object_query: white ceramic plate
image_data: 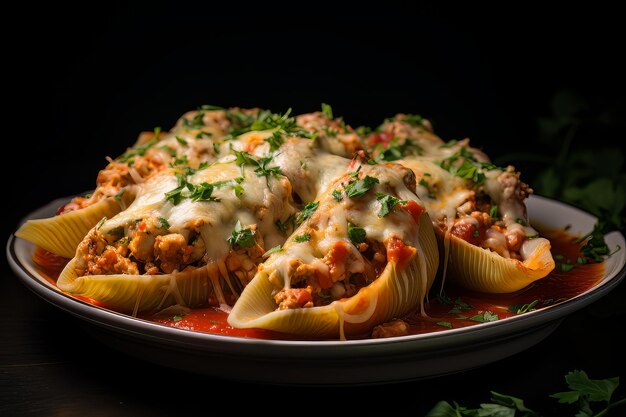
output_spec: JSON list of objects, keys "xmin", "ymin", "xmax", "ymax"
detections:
[{"xmin": 7, "ymin": 195, "xmax": 626, "ymax": 384}]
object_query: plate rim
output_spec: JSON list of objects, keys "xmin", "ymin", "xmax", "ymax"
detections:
[{"xmin": 7, "ymin": 195, "xmax": 626, "ymax": 355}]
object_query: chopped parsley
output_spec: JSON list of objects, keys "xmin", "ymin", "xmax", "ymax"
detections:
[
  {"xmin": 265, "ymin": 131, "xmax": 284, "ymax": 151},
  {"xmin": 169, "ymin": 155, "xmax": 189, "ymax": 168},
  {"xmin": 355, "ymin": 126, "xmax": 372, "ymax": 136},
  {"xmin": 165, "ymin": 174, "xmax": 239, "ymax": 205},
  {"xmin": 294, "ymin": 233, "xmax": 311, "ymax": 243},
  {"xmin": 489, "ymin": 205, "xmax": 499, "ymax": 219},
  {"xmin": 332, "ymin": 189, "xmax": 343, "ymax": 202},
  {"xmin": 402, "ymin": 114, "xmax": 423, "ymax": 126},
  {"xmin": 175, "ymin": 136, "xmax": 188, "ymax": 146},
  {"xmin": 275, "ymin": 215, "xmax": 295, "ymax": 234},
  {"xmin": 181, "ymin": 112, "xmax": 205, "ymax": 128},
  {"xmin": 156, "ymin": 217, "xmax": 170, "ymax": 229},
  {"xmin": 348, "ymin": 223, "xmax": 366, "ymax": 245},
  {"xmin": 96, "ymin": 217, "xmax": 107, "ymax": 230},
  {"xmin": 439, "ymin": 139, "xmax": 458, "ymax": 148},
  {"xmin": 508, "ymin": 300, "xmax": 539, "ymax": 314},
  {"xmin": 376, "ymin": 139, "xmax": 422, "ymax": 162},
  {"xmin": 263, "ymin": 245, "xmax": 283, "ymax": 257},
  {"xmin": 470, "ymin": 311, "xmax": 499, "ymax": 323},
  {"xmin": 233, "ymin": 151, "xmax": 283, "ymax": 184},
  {"xmin": 117, "ymin": 127, "xmax": 160, "ymax": 162},
  {"xmin": 437, "ymin": 321, "xmax": 453, "ymax": 329},
  {"xmin": 114, "ymin": 189, "xmax": 125, "ymax": 201},
  {"xmin": 196, "ymin": 131, "xmax": 213, "ymax": 139},
  {"xmin": 321, "ymin": 102, "xmax": 334, "ymax": 119},
  {"xmin": 295, "ymin": 202, "xmax": 319, "ymax": 225},
  {"xmin": 578, "ymin": 222, "xmax": 617, "ymax": 262},
  {"xmin": 199, "ymin": 104, "xmax": 224, "ymax": 111},
  {"xmin": 345, "ymin": 175, "xmax": 379, "ymax": 198},
  {"xmin": 376, "ymin": 192, "xmax": 407, "ymax": 217},
  {"xmin": 227, "ymin": 221, "xmax": 256, "ymax": 248},
  {"xmin": 159, "ymin": 145, "xmax": 176, "ymax": 156},
  {"xmin": 189, "ymin": 182, "xmax": 219, "ymax": 202},
  {"xmin": 418, "ymin": 178, "xmax": 436, "ymax": 199},
  {"xmin": 439, "ymin": 146, "xmax": 503, "ymax": 186}
]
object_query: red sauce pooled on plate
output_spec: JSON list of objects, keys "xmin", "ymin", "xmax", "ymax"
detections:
[{"xmin": 33, "ymin": 228, "xmax": 605, "ymax": 340}]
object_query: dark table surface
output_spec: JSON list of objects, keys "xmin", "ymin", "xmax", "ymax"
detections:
[{"xmin": 2, "ymin": 242, "xmax": 625, "ymax": 416}]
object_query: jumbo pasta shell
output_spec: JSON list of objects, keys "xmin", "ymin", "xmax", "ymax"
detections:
[
  {"xmin": 228, "ymin": 212, "xmax": 439, "ymax": 338},
  {"xmin": 57, "ymin": 258, "xmax": 213, "ymax": 314},
  {"xmin": 16, "ymin": 196, "xmax": 133, "ymax": 259},
  {"xmin": 445, "ymin": 234, "xmax": 555, "ymax": 293}
]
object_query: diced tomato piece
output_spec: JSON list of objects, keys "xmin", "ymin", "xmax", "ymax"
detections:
[
  {"xmin": 294, "ymin": 289, "xmax": 312, "ymax": 306},
  {"xmin": 401, "ymin": 200, "xmax": 425, "ymax": 223},
  {"xmin": 450, "ymin": 222, "xmax": 480, "ymax": 245},
  {"xmin": 320, "ymin": 241, "xmax": 350, "ymax": 289},
  {"xmin": 368, "ymin": 132, "xmax": 394, "ymax": 146},
  {"xmin": 386, "ymin": 238, "xmax": 416, "ymax": 271}
]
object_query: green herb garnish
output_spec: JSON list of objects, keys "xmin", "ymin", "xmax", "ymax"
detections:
[
  {"xmin": 295, "ymin": 202, "xmax": 319, "ymax": 225},
  {"xmin": 376, "ymin": 192, "xmax": 407, "ymax": 217},
  {"xmin": 227, "ymin": 220, "xmax": 255, "ymax": 248},
  {"xmin": 345, "ymin": 175, "xmax": 379, "ymax": 198},
  {"xmin": 348, "ymin": 223, "xmax": 366, "ymax": 244},
  {"xmin": 294, "ymin": 233, "xmax": 311, "ymax": 243},
  {"xmin": 469, "ymin": 311, "xmax": 499, "ymax": 323},
  {"xmin": 263, "ymin": 245, "xmax": 283, "ymax": 256},
  {"xmin": 156, "ymin": 217, "xmax": 170, "ymax": 229}
]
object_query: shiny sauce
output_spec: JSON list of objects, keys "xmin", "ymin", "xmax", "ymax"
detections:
[{"xmin": 33, "ymin": 228, "xmax": 605, "ymax": 340}]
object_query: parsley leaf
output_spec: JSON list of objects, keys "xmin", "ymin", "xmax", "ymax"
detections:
[
  {"xmin": 348, "ymin": 223, "xmax": 366, "ymax": 244},
  {"xmin": 376, "ymin": 139, "xmax": 422, "ymax": 162},
  {"xmin": 439, "ymin": 139, "xmax": 458, "ymax": 149},
  {"xmin": 117, "ymin": 127, "xmax": 160, "ymax": 162},
  {"xmin": 321, "ymin": 103, "xmax": 333, "ymax": 119},
  {"xmin": 508, "ymin": 300, "xmax": 539, "ymax": 314},
  {"xmin": 114, "ymin": 189, "xmax": 125, "ymax": 201},
  {"xmin": 175, "ymin": 136, "xmax": 188, "ymax": 146},
  {"xmin": 156, "ymin": 217, "xmax": 170, "ymax": 229},
  {"xmin": 295, "ymin": 202, "xmax": 319, "ymax": 225},
  {"xmin": 345, "ymin": 175, "xmax": 379, "ymax": 198},
  {"xmin": 437, "ymin": 321, "xmax": 453, "ymax": 329},
  {"xmin": 227, "ymin": 221, "xmax": 256, "ymax": 248},
  {"xmin": 376, "ymin": 192, "xmax": 407, "ymax": 217},
  {"xmin": 332, "ymin": 189, "xmax": 343, "ymax": 202},
  {"xmin": 294, "ymin": 233, "xmax": 311, "ymax": 243},
  {"xmin": 418, "ymin": 178, "xmax": 436, "ymax": 199},
  {"xmin": 181, "ymin": 112, "xmax": 205, "ymax": 128},
  {"xmin": 199, "ymin": 104, "xmax": 224, "ymax": 111},
  {"xmin": 402, "ymin": 114, "xmax": 423, "ymax": 126},
  {"xmin": 578, "ymin": 222, "xmax": 614, "ymax": 262},
  {"xmin": 275, "ymin": 215, "xmax": 295, "ymax": 234},
  {"xmin": 263, "ymin": 245, "xmax": 283, "ymax": 257},
  {"xmin": 470, "ymin": 311, "xmax": 499, "ymax": 323},
  {"xmin": 551, "ymin": 370, "xmax": 620, "ymax": 404},
  {"xmin": 189, "ymin": 182, "xmax": 219, "ymax": 202},
  {"xmin": 265, "ymin": 131, "xmax": 284, "ymax": 151},
  {"xmin": 489, "ymin": 205, "xmax": 499, "ymax": 219},
  {"xmin": 96, "ymin": 217, "xmax": 107, "ymax": 230},
  {"xmin": 233, "ymin": 151, "xmax": 283, "ymax": 184}
]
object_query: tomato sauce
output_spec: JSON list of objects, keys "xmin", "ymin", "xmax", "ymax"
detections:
[{"xmin": 33, "ymin": 228, "xmax": 605, "ymax": 340}]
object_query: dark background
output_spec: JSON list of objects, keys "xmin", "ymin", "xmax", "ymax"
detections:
[{"xmin": 3, "ymin": 3, "xmax": 625, "ymax": 415}]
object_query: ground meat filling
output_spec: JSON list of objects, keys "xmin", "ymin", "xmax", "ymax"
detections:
[
  {"xmin": 446, "ymin": 166, "xmax": 534, "ymax": 259},
  {"xmin": 76, "ymin": 215, "xmax": 265, "ymax": 280},
  {"xmin": 272, "ymin": 237, "xmax": 388, "ymax": 310}
]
